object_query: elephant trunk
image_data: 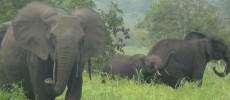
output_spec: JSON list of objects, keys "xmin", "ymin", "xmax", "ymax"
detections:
[
  {"xmin": 45, "ymin": 36, "xmax": 77, "ymax": 96},
  {"xmin": 155, "ymin": 52, "xmax": 174, "ymax": 76},
  {"xmin": 160, "ymin": 51, "xmax": 175, "ymax": 69},
  {"xmin": 213, "ymin": 57, "xmax": 230, "ymax": 77}
]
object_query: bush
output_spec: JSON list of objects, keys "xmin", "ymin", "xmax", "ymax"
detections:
[{"xmin": 0, "ymin": 83, "xmax": 28, "ymax": 100}]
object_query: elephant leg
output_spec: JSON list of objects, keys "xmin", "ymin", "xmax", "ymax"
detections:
[
  {"xmin": 28, "ymin": 55, "xmax": 55, "ymax": 100},
  {"xmin": 0, "ymin": 67, "xmax": 6, "ymax": 88},
  {"xmin": 22, "ymin": 69, "xmax": 35, "ymax": 100},
  {"xmin": 162, "ymin": 70, "xmax": 185, "ymax": 88},
  {"xmin": 65, "ymin": 62, "xmax": 84, "ymax": 100},
  {"xmin": 191, "ymin": 59, "xmax": 207, "ymax": 86},
  {"xmin": 0, "ymin": 39, "xmax": 34, "ymax": 99},
  {"xmin": 161, "ymin": 61, "xmax": 186, "ymax": 88},
  {"xmin": 2, "ymin": 58, "xmax": 35, "ymax": 100},
  {"xmin": 2, "ymin": 56, "xmax": 28, "ymax": 90},
  {"xmin": 143, "ymin": 73, "xmax": 152, "ymax": 83}
]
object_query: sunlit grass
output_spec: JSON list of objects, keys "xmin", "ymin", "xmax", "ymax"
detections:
[{"xmin": 56, "ymin": 64, "xmax": 230, "ymax": 100}]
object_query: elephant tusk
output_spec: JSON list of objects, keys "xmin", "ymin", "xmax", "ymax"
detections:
[
  {"xmin": 156, "ymin": 69, "xmax": 161, "ymax": 76},
  {"xmin": 76, "ymin": 62, "xmax": 79, "ymax": 78},
  {"xmin": 53, "ymin": 61, "xmax": 56, "ymax": 84},
  {"xmin": 164, "ymin": 69, "xmax": 169, "ymax": 75}
]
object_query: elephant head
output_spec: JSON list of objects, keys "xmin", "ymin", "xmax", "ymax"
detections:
[
  {"xmin": 184, "ymin": 32, "xmax": 230, "ymax": 77},
  {"xmin": 141, "ymin": 52, "xmax": 174, "ymax": 75},
  {"xmin": 12, "ymin": 2, "xmax": 106, "ymax": 96}
]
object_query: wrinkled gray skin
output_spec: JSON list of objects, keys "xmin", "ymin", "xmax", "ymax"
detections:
[
  {"xmin": 0, "ymin": 21, "xmax": 12, "ymax": 86},
  {"xmin": 101, "ymin": 53, "xmax": 173, "ymax": 83},
  {"xmin": 148, "ymin": 32, "xmax": 230, "ymax": 88},
  {"xmin": 184, "ymin": 32, "xmax": 230, "ymax": 77},
  {"xmin": 0, "ymin": 2, "xmax": 106, "ymax": 100},
  {"xmin": 0, "ymin": 21, "xmax": 12, "ymax": 48}
]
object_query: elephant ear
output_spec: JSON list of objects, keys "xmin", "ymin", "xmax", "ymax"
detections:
[
  {"xmin": 184, "ymin": 32, "xmax": 206, "ymax": 40},
  {"xmin": 0, "ymin": 21, "xmax": 12, "ymax": 46},
  {"xmin": 72, "ymin": 8, "xmax": 107, "ymax": 62},
  {"xmin": 12, "ymin": 2, "xmax": 58, "ymax": 60}
]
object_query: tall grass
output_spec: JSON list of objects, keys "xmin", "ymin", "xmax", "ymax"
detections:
[
  {"xmin": 1, "ymin": 46, "xmax": 230, "ymax": 100},
  {"xmin": 61, "ymin": 46, "xmax": 230, "ymax": 100}
]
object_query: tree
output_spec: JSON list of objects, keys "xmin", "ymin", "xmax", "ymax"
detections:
[
  {"xmin": 136, "ymin": 0, "xmax": 221, "ymax": 47},
  {"xmin": 91, "ymin": 2, "xmax": 130, "ymax": 71},
  {"xmin": 213, "ymin": 0, "xmax": 230, "ymax": 44}
]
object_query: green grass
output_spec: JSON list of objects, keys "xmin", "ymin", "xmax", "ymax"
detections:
[
  {"xmin": 0, "ymin": 83, "xmax": 28, "ymax": 100},
  {"xmin": 56, "ymin": 65, "xmax": 230, "ymax": 100},
  {"xmin": 1, "ymin": 46, "xmax": 230, "ymax": 100}
]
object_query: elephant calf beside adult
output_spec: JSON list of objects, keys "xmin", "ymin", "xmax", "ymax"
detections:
[
  {"xmin": 148, "ymin": 32, "xmax": 230, "ymax": 88},
  {"xmin": 101, "ymin": 53, "xmax": 173, "ymax": 83},
  {"xmin": 0, "ymin": 1, "xmax": 107, "ymax": 100}
]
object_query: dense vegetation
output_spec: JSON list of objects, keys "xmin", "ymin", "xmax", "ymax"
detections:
[{"xmin": 135, "ymin": 0, "xmax": 230, "ymax": 47}]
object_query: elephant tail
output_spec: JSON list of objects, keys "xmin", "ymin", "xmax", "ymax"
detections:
[{"xmin": 88, "ymin": 60, "xmax": 92, "ymax": 80}]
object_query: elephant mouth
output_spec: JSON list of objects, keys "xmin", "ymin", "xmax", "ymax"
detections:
[{"xmin": 212, "ymin": 57, "xmax": 230, "ymax": 77}]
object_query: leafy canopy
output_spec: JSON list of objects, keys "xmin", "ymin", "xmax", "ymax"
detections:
[{"xmin": 135, "ymin": 0, "xmax": 221, "ymax": 47}]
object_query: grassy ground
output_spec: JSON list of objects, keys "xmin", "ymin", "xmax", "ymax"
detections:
[
  {"xmin": 58, "ymin": 46, "xmax": 230, "ymax": 100},
  {"xmin": 1, "ymin": 46, "xmax": 230, "ymax": 100}
]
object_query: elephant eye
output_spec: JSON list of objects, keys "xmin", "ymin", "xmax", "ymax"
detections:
[{"xmin": 49, "ymin": 33, "xmax": 57, "ymax": 48}]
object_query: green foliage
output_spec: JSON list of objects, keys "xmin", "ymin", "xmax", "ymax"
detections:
[
  {"xmin": 213, "ymin": 0, "xmax": 230, "ymax": 44},
  {"xmin": 0, "ymin": 0, "xmax": 30, "ymax": 23},
  {"xmin": 0, "ymin": 83, "xmax": 28, "ymax": 100},
  {"xmin": 91, "ymin": 2, "xmax": 130, "ymax": 71},
  {"xmin": 136, "ymin": 0, "xmax": 221, "ymax": 47},
  {"xmin": 45, "ymin": 0, "xmax": 96, "ymax": 11}
]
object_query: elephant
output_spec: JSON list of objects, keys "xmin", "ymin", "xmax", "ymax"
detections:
[
  {"xmin": 0, "ymin": 1, "xmax": 107, "ymax": 100},
  {"xmin": 101, "ymin": 53, "xmax": 173, "ymax": 83},
  {"xmin": 148, "ymin": 32, "xmax": 230, "ymax": 88},
  {"xmin": 184, "ymin": 32, "xmax": 230, "ymax": 77}
]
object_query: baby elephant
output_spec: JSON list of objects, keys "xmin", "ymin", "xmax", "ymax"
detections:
[{"xmin": 101, "ymin": 52, "xmax": 173, "ymax": 83}]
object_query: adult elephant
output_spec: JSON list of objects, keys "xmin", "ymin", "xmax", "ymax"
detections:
[
  {"xmin": 101, "ymin": 53, "xmax": 173, "ymax": 83},
  {"xmin": 184, "ymin": 32, "xmax": 230, "ymax": 77},
  {"xmin": 148, "ymin": 32, "xmax": 230, "ymax": 88},
  {"xmin": 0, "ymin": 1, "xmax": 106, "ymax": 100}
]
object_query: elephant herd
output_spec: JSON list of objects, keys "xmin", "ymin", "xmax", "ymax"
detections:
[
  {"xmin": 0, "ymin": 1, "xmax": 230, "ymax": 100},
  {"xmin": 102, "ymin": 31, "xmax": 230, "ymax": 88}
]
